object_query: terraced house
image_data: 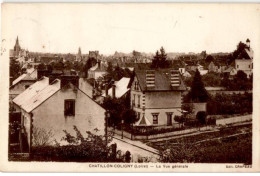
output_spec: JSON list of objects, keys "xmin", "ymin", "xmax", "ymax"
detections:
[{"xmin": 129, "ymin": 67, "xmax": 186, "ymax": 127}]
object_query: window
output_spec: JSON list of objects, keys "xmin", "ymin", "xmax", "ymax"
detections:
[
  {"xmin": 237, "ymin": 64, "xmax": 239, "ymax": 69},
  {"xmin": 166, "ymin": 112, "xmax": 173, "ymax": 126},
  {"xmin": 134, "ymin": 81, "xmax": 139, "ymax": 91},
  {"xmin": 64, "ymin": 99, "xmax": 75, "ymax": 116},
  {"xmin": 132, "ymin": 94, "xmax": 135, "ymax": 107},
  {"xmin": 138, "ymin": 95, "xmax": 141, "ymax": 108},
  {"xmin": 249, "ymin": 64, "xmax": 250, "ymax": 68},
  {"xmin": 152, "ymin": 113, "xmax": 159, "ymax": 124}
]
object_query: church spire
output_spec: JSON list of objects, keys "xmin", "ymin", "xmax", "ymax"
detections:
[
  {"xmin": 16, "ymin": 36, "xmax": 19, "ymax": 46},
  {"xmin": 14, "ymin": 36, "xmax": 21, "ymax": 55},
  {"xmin": 78, "ymin": 47, "xmax": 81, "ymax": 55}
]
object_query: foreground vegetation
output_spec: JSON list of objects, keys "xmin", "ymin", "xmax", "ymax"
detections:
[{"xmin": 148, "ymin": 124, "xmax": 252, "ymax": 164}]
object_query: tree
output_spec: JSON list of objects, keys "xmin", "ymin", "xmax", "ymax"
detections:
[
  {"xmin": 187, "ymin": 69, "xmax": 209, "ymax": 102},
  {"xmin": 32, "ymin": 127, "xmax": 54, "ymax": 146},
  {"xmin": 31, "ymin": 126, "xmax": 131, "ymax": 162},
  {"xmin": 102, "ymin": 94, "xmax": 138, "ymax": 127},
  {"xmin": 10, "ymin": 59, "xmax": 21, "ymax": 79},
  {"xmin": 64, "ymin": 60, "xmax": 73, "ymax": 70},
  {"xmin": 83, "ymin": 58, "xmax": 96, "ymax": 78},
  {"xmin": 53, "ymin": 61, "xmax": 64, "ymax": 70},
  {"xmin": 205, "ymin": 55, "xmax": 214, "ymax": 63},
  {"xmin": 37, "ymin": 63, "xmax": 46, "ymax": 70},
  {"xmin": 196, "ymin": 111, "xmax": 207, "ymax": 125},
  {"xmin": 151, "ymin": 47, "xmax": 169, "ymax": 68}
]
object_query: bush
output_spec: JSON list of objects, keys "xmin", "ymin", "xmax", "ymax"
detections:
[
  {"xmin": 197, "ymin": 111, "xmax": 207, "ymax": 125},
  {"xmin": 30, "ymin": 126, "xmax": 131, "ymax": 162},
  {"xmin": 207, "ymin": 93, "xmax": 252, "ymax": 115}
]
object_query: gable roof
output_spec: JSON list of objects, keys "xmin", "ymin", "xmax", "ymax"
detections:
[
  {"xmin": 21, "ymin": 79, "xmax": 61, "ymax": 113},
  {"xmin": 102, "ymin": 77, "xmax": 130, "ymax": 98},
  {"xmin": 237, "ymin": 47, "xmax": 254, "ymax": 60},
  {"xmin": 134, "ymin": 68, "xmax": 186, "ymax": 92},
  {"xmin": 12, "ymin": 73, "xmax": 35, "ymax": 86},
  {"xmin": 223, "ymin": 66, "xmax": 235, "ymax": 73},
  {"xmin": 13, "ymin": 77, "xmax": 50, "ymax": 108},
  {"xmin": 13, "ymin": 76, "xmax": 104, "ymax": 113}
]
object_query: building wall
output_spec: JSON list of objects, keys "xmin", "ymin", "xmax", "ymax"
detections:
[
  {"xmin": 144, "ymin": 108, "xmax": 182, "ymax": 126},
  {"xmin": 192, "ymin": 102, "xmax": 207, "ymax": 116},
  {"xmin": 235, "ymin": 59, "xmax": 252, "ymax": 73},
  {"xmin": 208, "ymin": 62, "xmax": 216, "ymax": 72},
  {"xmin": 130, "ymin": 76, "xmax": 183, "ymax": 126},
  {"xmin": 9, "ymin": 81, "xmax": 35, "ymax": 100},
  {"xmin": 94, "ymin": 71, "xmax": 107, "ymax": 80},
  {"xmin": 130, "ymin": 77, "xmax": 144, "ymax": 120},
  {"xmin": 88, "ymin": 70, "xmax": 107, "ymax": 80},
  {"xmin": 145, "ymin": 91, "xmax": 182, "ymax": 109},
  {"xmin": 23, "ymin": 87, "xmax": 105, "ymax": 146},
  {"xmin": 79, "ymin": 78, "xmax": 93, "ymax": 98}
]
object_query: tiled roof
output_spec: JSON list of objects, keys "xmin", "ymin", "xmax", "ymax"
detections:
[
  {"xmin": 134, "ymin": 68, "xmax": 186, "ymax": 92},
  {"xmin": 237, "ymin": 48, "xmax": 254, "ymax": 60}
]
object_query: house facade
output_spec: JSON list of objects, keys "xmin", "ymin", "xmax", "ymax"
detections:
[
  {"xmin": 234, "ymin": 42, "xmax": 253, "ymax": 78},
  {"xmin": 12, "ymin": 76, "xmax": 105, "ymax": 149},
  {"xmin": 9, "ymin": 74, "xmax": 36, "ymax": 100},
  {"xmin": 129, "ymin": 69, "xmax": 186, "ymax": 127}
]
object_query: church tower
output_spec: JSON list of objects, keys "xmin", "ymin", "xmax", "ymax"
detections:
[
  {"xmin": 13, "ymin": 36, "xmax": 21, "ymax": 57},
  {"xmin": 76, "ymin": 47, "xmax": 82, "ymax": 62}
]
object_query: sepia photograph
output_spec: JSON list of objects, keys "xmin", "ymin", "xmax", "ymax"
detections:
[{"xmin": 0, "ymin": 3, "xmax": 260, "ymax": 172}]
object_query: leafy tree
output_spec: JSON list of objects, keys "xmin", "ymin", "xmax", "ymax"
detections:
[
  {"xmin": 83, "ymin": 58, "xmax": 96, "ymax": 77},
  {"xmin": 205, "ymin": 55, "xmax": 214, "ymax": 63},
  {"xmin": 227, "ymin": 41, "xmax": 247, "ymax": 64},
  {"xmin": 187, "ymin": 69, "xmax": 209, "ymax": 102},
  {"xmin": 37, "ymin": 63, "xmax": 46, "ymax": 70},
  {"xmin": 53, "ymin": 61, "xmax": 64, "ymax": 70},
  {"xmin": 102, "ymin": 95, "xmax": 138, "ymax": 127},
  {"xmin": 64, "ymin": 60, "xmax": 73, "ymax": 70},
  {"xmin": 196, "ymin": 111, "xmax": 207, "ymax": 125},
  {"xmin": 30, "ymin": 126, "xmax": 131, "ymax": 162},
  {"xmin": 10, "ymin": 59, "xmax": 21, "ymax": 79},
  {"xmin": 236, "ymin": 70, "xmax": 247, "ymax": 81}
]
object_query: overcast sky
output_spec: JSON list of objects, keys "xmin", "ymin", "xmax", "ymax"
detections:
[{"xmin": 2, "ymin": 3, "xmax": 260, "ymax": 55}]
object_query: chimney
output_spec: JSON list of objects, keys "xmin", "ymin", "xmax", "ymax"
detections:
[
  {"xmin": 37, "ymin": 70, "xmax": 51, "ymax": 80},
  {"xmin": 60, "ymin": 75, "xmax": 79, "ymax": 88},
  {"xmin": 146, "ymin": 70, "xmax": 155, "ymax": 88},
  {"xmin": 49, "ymin": 75, "xmax": 57, "ymax": 84},
  {"xmin": 112, "ymin": 84, "xmax": 116, "ymax": 98},
  {"xmin": 246, "ymin": 38, "xmax": 250, "ymax": 48},
  {"xmin": 170, "ymin": 70, "xmax": 180, "ymax": 87}
]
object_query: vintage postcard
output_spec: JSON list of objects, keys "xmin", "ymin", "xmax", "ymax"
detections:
[{"xmin": 0, "ymin": 3, "xmax": 260, "ymax": 172}]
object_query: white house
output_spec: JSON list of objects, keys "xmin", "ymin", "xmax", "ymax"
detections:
[
  {"xmin": 129, "ymin": 68, "xmax": 186, "ymax": 127},
  {"xmin": 234, "ymin": 40, "xmax": 253, "ymax": 78},
  {"xmin": 13, "ymin": 76, "xmax": 106, "ymax": 149}
]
